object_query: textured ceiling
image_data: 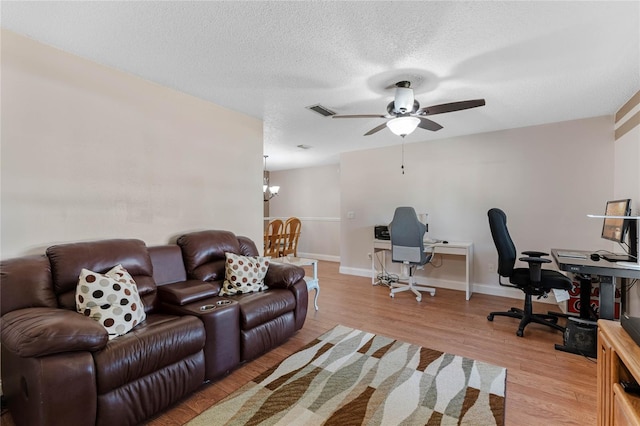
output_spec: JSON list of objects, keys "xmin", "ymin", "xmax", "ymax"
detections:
[{"xmin": 2, "ymin": 1, "xmax": 639, "ymax": 171}]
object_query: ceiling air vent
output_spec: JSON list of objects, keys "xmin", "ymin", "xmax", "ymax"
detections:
[{"xmin": 306, "ymin": 104, "xmax": 336, "ymax": 117}]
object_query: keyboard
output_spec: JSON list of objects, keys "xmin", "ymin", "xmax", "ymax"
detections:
[
  {"xmin": 556, "ymin": 251, "xmax": 588, "ymax": 259},
  {"xmin": 602, "ymin": 254, "xmax": 632, "ymax": 262}
]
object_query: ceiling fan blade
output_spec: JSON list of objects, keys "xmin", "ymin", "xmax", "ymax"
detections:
[
  {"xmin": 364, "ymin": 122, "xmax": 389, "ymax": 136},
  {"xmin": 332, "ymin": 114, "xmax": 387, "ymax": 119},
  {"xmin": 417, "ymin": 117, "xmax": 443, "ymax": 131},
  {"xmin": 419, "ymin": 99, "xmax": 486, "ymax": 116}
]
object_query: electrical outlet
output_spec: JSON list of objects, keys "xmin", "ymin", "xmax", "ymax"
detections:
[
  {"xmin": 347, "ymin": 211, "xmax": 355, "ymax": 219},
  {"xmin": 488, "ymin": 263, "xmax": 496, "ymax": 273}
]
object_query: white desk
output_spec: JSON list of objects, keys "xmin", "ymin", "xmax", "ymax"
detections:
[{"xmin": 372, "ymin": 239, "xmax": 474, "ymax": 300}]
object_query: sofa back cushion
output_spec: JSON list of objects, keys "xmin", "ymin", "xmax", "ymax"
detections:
[
  {"xmin": 0, "ymin": 255, "xmax": 57, "ymax": 316},
  {"xmin": 238, "ymin": 236, "xmax": 260, "ymax": 257},
  {"xmin": 148, "ymin": 245, "xmax": 187, "ymax": 285},
  {"xmin": 46, "ymin": 239, "xmax": 158, "ymax": 312},
  {"xmin": 177, "ymin": 230, "xmax": 242, "ymax": 282}
]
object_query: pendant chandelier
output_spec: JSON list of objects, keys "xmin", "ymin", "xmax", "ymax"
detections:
[{"xmin": 263, "ymin": 155, "xmax": 280, "ymax": 202}]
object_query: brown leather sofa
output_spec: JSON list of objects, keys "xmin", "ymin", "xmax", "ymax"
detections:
[{"xmin": 0, "ymin": 231, "xmax": 308, "ymax": 426}]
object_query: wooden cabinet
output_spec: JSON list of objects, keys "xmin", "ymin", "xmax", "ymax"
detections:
[{"xmin": 598, "ymin": 320, "xmax": 640, "ymax": 425}]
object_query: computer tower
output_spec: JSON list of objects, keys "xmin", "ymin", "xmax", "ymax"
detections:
[{"xmin": 555, "ymin": 317, "xmax": 597, "ymax": 358}]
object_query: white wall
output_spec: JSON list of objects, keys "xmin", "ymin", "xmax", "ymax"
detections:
[
  {"xmin": 614, "ymin": 117, "xmax": 640, "ymax": 210},
  {"xmin": 1, "ymin": 30, "xmax": 265, "ymax": 258},
  {"xmin": 613, "ymin": 91, "xmax": 640, "ymax": 319},
  {"xmin": 268, "ymin": 164, "xmax": 340, "ymax": 261},
  {"xmin": 269, "ymin": 116, "xmax": 623, "ymax": 298}
]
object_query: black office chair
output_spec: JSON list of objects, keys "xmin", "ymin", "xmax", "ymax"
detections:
[
  {"xmin": 388, "ymin": 207, "xmax": 436, "ymax": 302},
  {"xmin": 487, "ymin": 208, "xmax": 572, "ymax": 337}
]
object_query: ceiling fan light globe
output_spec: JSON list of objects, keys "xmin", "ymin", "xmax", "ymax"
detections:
[
  {"xmin": 270, "ymin": 186, "xmax": 280, "ymax": 195},
  {"xmin": 387, "ymin": 116, "xmax": 420, "ymax": 136}
]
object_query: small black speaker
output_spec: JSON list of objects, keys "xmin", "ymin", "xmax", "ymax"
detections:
[
  {"xmin": 560, "ymin": 317, "xmax": 597, "ymax": 358},
  {"xmin": 374, "ymin": 225, "xmax": 390, "ymax": 240}
]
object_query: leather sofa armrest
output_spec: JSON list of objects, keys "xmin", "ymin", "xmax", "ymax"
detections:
[
  {"xmin": 289, "ymin": 280, "xmax": 308, "ymax": 331},
  {"xmin": 1, "ymin": 307, "xmax": 108, "ymax": 357},
  {"xmin": 264, "ymin": 263, "xmax": 305, "ymax": 289},
  {"xmin": 157, "ymin": 280, "xmax": 219, "ymax": 305}
]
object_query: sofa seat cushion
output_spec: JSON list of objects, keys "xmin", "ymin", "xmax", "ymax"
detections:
[
  {"xmin": 93, "ymin": 314, "xmax": 205, "ymax": 394},
  {"xmin": 234, "ymin": 289, "xmax": 296, "ymax": 330}
]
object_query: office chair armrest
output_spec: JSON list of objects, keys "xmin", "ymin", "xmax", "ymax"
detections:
[
  {"xmin": 519, "ymin": 256, "xmax": 551, "ymax": 283},
  {"xmin": 521, "ymin": 250, "xmax": 549, "ymax": 257},
  {"xmin": 518, "ymin": 256, "xmax": 551, "ymax": 264}
]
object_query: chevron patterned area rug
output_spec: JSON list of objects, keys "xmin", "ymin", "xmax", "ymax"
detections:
[{"xmin": 188, "ymin": 325, "xmax": 506, "ymax": 425}]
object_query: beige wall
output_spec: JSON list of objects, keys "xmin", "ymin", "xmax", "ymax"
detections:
[
  {"xmin": 614, "ymin": 90, "xmax": 640, "ymax": 318},
  {"xmin": 1, "ymin": 30, "xmax": 265, "ymax": 258},
  {"xmin": 271, "ymin": 116, "xmax": 626, "ymax": 298},
  {"xmin": 268, "ymin": 164, "xmax": 340, "ymax": 261},
  {"xmin": 339, "ymin": 116, "xmax": 618, "ymax": 296},
  {"xmin": 614, "ymin": 91, "xmax": 640, "ymax": 210}
]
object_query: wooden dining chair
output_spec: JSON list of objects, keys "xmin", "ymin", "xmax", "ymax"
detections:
[
  {"xmin": 280, "ymin": 217, "xmax": 302, "ymax": 257},
  {"xmin": 264, "ymin": 219, "xmax": 284, "ymax": 257}
]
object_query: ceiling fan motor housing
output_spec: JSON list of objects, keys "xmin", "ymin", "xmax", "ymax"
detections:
[{"xmin": 393, "ymin": 87, "xmax": 415, "ymax": 113}]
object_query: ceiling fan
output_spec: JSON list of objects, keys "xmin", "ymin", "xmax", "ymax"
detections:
[{"xmin": 332, "ymin": 81, "xmax": 485, "ymax": 137}]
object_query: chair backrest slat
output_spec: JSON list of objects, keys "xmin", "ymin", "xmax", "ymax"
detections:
[
  {"xmin": 264, "ymin": 219, "xmax": 284, "ymax": 257},
  {"xmin": 281, "ymin": 217, "xmax": 302, "ymax": 257}
]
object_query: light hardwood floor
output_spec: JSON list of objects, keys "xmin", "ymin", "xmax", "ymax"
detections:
[{"xmin": 1, "ymin": 261, "xmax": 597, "ymax": 426}]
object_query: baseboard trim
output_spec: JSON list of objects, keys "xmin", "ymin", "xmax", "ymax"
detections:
[
  {"xmin": 297, "ymin": 252, "xmax": 340, "ymax": 262},
  {"xmin": 339, "ymin": 266, "xmax": 560, "ymax": 304}
]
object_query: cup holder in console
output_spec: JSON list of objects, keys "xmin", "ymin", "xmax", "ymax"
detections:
[
  {"xmin": 216, "ymin": 300, "xmax": 232, "ymax": 306},
  {"xmin": 199, "ymin": 304, "xmax": 217, "ymax": 312}
]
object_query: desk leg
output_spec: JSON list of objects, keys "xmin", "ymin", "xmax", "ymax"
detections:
[
  {"xmin": 599, "ymin": 275, "xmax": 616, "ymax": 320},
  {"xmin": 313, "ymin": 261, "xmax": 319, "ymax": 311},
  {"xmin": 466, "ymin": 246, "xmax": 473, "ymax": 300},
  {"xmin": 372, "ymin": 248, "xmax": 388, "ymax": 285},
  {"xmin": 577, "ymin": 275, "xmax": 596, "ymax": 320},
  {"xmin": 371, "ymin": 248, "xmax": 375, "ymax": 285}
]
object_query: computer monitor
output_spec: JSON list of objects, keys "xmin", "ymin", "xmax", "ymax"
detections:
[{"xmin": 601, "ymin": 199, "xmax": 631, "ymax": 243}]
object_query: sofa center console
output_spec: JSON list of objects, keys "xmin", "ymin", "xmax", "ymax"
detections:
[{"xmin": 161, "ymin": 295, "xmax": 240, "ymax": 381}]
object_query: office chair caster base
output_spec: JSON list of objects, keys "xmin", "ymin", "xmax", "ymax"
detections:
[
  {"xmin": 488, "ymin": 306, "xmax": 565, "ymax": 337},
  {"xmin": 389, "ymin": 290, "xmax": 422, "ymax": 302},
  {"xmin": 389, "ymin": 281, "xmax": 433, "ymax": 302}
]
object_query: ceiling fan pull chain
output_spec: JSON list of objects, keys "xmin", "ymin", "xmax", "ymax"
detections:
[{"xmin": 401, "ymin": 140, "xmax": 405, "ymax": 175}]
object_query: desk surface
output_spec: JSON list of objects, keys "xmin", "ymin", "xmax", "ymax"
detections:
[
  {"xmin": 373, "ymin": 239, "xmax": 472, "ymax": 249},
  {"xmin": 552, "ymin": 249, "xmax": 640, "ymax": 279},
  {"xmin": 373, "ymin": 239, "xmax": 474, "ymax": 300}
]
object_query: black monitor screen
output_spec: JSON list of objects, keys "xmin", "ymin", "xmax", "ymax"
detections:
[{"xmin": 601, "ymin": 199, "xmax": 631, "ymax": 243}]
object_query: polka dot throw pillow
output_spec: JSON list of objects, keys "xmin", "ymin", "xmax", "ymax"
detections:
[
  {"xmin": 76, "ymin": 264, "xmax": 146, "ymax": 339},
  {"xmin": 220, "ymin": 253, "xmax": 270, "ymax": 296}
]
